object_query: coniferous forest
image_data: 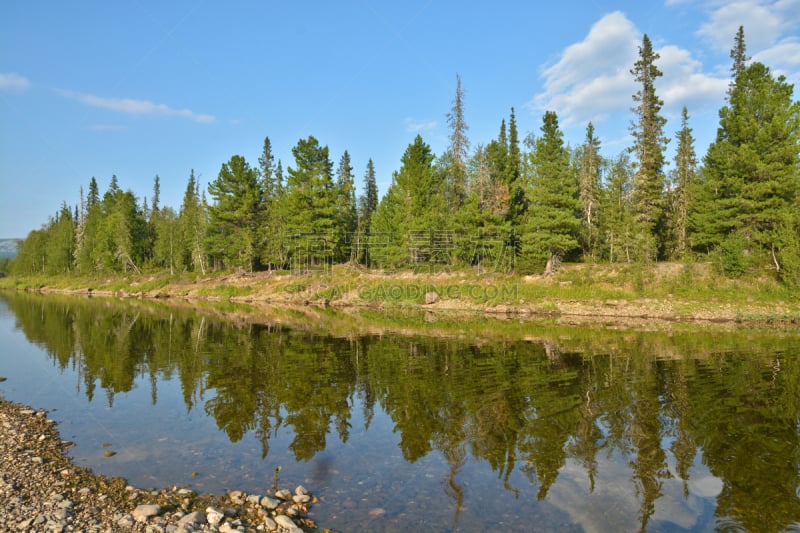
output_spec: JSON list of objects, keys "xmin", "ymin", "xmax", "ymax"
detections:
[{"xmin": 9, "ymin": 29, "xmax": 800, "ymax": 286}]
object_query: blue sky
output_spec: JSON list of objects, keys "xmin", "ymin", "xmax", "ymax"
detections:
[{"xmin": 1, "ymin": 1, "xmax": 799, "ymax": 238}]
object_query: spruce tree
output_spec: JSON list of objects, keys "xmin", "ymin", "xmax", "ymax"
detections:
[
  {"xmin": 693, "ymin": 27, "xmax": 799, "ymax": 276},
  {"xmin": 178, "ymin": 170, "xmax": 207, "ymax": 273},
  {"xmin": 601, "ymin": 153, "xmax": 635, "ymax": 263},
  {"xmin": 445, "ymin": 74, "xmax": 469, "ymax": 211},
  {"xmin": 370, "ymin": 135, "xmax": 441, "ymax": 267},
  {"xmin": 284, "ymin": 136, "xmax": 337, "ymax": 270},
  {"xmin": 667, "ymin": 107, "xmax": 696, "ymax": 259},
  {"xmin": 356, "ymin": 158, "xmax": 378, "ymax": 264},
  {"xmin": 630, "ymin": 34, "xmax": 668, "ymax": 260},
  {"xmin": 729, "ymin": 25, "xmax": 749, "ymax": 95},
  {"xmin": 576, "ymin": 122, "xmax": 603, "ymax": 259},
  {"xmin": 335, "ymin": 150, "xmax": 357, "ymax": 262},
  {"xmin": 207, "ymin": 155, "xmax": 263, "ymax": 271},
  {"xmin": 520, "ymin": 111, "xmax": 580, "ymax": 274}
]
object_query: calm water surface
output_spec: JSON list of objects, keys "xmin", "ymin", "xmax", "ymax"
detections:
[{"xmin": 1, "ymin": 292, "xmax": 799, "ymax": 532}]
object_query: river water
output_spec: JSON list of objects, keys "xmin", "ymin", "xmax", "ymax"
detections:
[{"xmin": 1, "ymin": 291, "xmax": 799, "ymax": 532}]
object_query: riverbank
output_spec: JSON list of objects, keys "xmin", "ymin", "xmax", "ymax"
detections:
[
  {"xmin": 0, "ymin": 397, "xmax": 323, "ymax": 532},
  {"xmin": 2, "ymin": 262, "xmax": 798, "ymax": 327}
]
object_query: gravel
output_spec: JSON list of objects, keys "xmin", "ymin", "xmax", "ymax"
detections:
[{"xmin": 0, "ymin": 398, "xmax": 325, "ymax": 532}]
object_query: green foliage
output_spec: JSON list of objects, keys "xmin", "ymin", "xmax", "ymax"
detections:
[
  {"xmin": 575, "ymin": 122, "xmax": 603, "ymax": 259},
  {"xmin": 371, "ymin": 135, "xmax": 443, "ymax": 268},
  {"xmin": 520, "ymin": 111, "xmax": 580, "ymax": 274},
  {"xmin": 207, "ymin": 155, "xmax": 264, "ymax": 272},
  {"xmin": 6, "ymin": 35, "xmax": 798, "ymax": 290},
  {"xmin": 630, "ymin": 34, "xmax": 668, "ymax": 256},
  {"xmin": 283, "ymin": 136, "xmax": 338, "ymax": 271},
  {"xmin": 666, "ymin": 107, "xmax": 697, "ymax": 259},
  {"xmin": 717, "ymin": 232, "xmax": 749, "ymax": 277},
  {"xmin": 695, "ymin": 61, "xmax": 800, "ymax": 273}
]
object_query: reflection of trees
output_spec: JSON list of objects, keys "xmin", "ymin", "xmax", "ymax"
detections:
[{"xmin": 5, "ymin": 292, "xmax": 800, "ymax": 531}]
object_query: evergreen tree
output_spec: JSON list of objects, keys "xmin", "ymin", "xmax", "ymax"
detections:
[
  {"xmin": 667, "ymin": 107, "xmax": 696, "ymax": 259},
  {"xmin": 693, "ymin": 26, "xmax": 799, "ymax": 278},
  {"xmin": 335, "ymin": 150, "xmax": 358, "ymax": 262},
  {"xmin": 600, "ymin": 153, "xmax": 635, "ymax": 263},
  {"xmin": 369, "ymin": 176, "xmax": 406, "ymax": 267},
  {"xmin": 258, "ymin": 136, "xmax": 276, "ymax": 198},
  {"xmin": 178, "ymin": 170, "xmax": 207, "ymax": 273},
  {"xmin": 729, "ymin": 25, "xmax": 749, "ymax": 95},
  {"xmin": 575, "ymin": 122, "xmax": 603, "ymax": 259},
  {"xmin": 73, "ymin": 186, "xmax": 86, "ymax": 272},
  {"xmin": 630, "ymin": 34, "xmax": 668, "ymax": 260},
  {"xmin": 152, "ymin": 206, "xmax": 178, "ymax": 274},
  {"xmin": 445, "ymin": 74, "xmax": 469, "ymax": 211},
  {"xmin": 152, "ymin": 175, "xmax": 161, "ymax": 214},
  {"xmin": 356, "ymin": 158, "xmax": 378, "ymax": 265},
  {"xmin": 730, "ymin": 63, "xmax": 799, "ymax": 272},
  {"xmin": 520, "ymin": 111, "xmax": 580, "ymax": 274},
  {"xmin": 370, "ymin": 135, "xmax": 441, "ymax": 267},
  {"xmin": 258, "ymin": 137, "xmax": 286, "ymax": 270},
  {"xmin": 87, "ymin": 177, "xmax": 99, "ymax": 210},
  {"xmin": 44, "ymin": 203, "xmax": 75, "ymax": 274},
  {"xmin": 206, "ymin": 155, "xmax": 264, "ymax": 271},
  {"xmin": 507, "ymin": 108, "xmax": 521, "ymax": 184},
  {"xmin": 284, "ymin": 136, "xmax": 337, "ymax": 270}
]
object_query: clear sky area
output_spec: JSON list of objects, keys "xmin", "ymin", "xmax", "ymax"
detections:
[{"xmin": 1, "ymin": 0, "xmax": 798, "ymax": 238}]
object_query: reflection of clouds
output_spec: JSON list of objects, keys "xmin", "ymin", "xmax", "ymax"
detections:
[
  {"xmin": 688, "ymin": 475, "xmax": 723, "ymax": 498},
  {"xmin": 548, "ymin": 458, "xmax": 640, "ymax": 533},
  {"xmin": 547, "ymin": 453, "xmax": 722, "ymax": 532}
]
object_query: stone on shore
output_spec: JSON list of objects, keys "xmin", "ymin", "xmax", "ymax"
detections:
[{"xmin": 132, "ymin": 503, "xmax": 162, "ymax": 522}]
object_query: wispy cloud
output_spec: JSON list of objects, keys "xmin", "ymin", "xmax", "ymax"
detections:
[
  {"xmin": 57, "ymin": 89, "xmax": 215, "ymax": 123},
  {"xmin": 0, "ymin": 72, "xmax": 31, "ymax": 92},
  {"xmin": 696, "ymin": 0, "xmax": 797, "ymax": 51},
  {"xmin": 530, "ymin": 12, "xmax": 639, "ymax": 127},
  {"xmin": 403, "ymin": 117, "xmax": 438, "ymax": 133},
  {"xmin": 696, "ymin": 0, "xmax": 800, "ymax": 82},
  {"xmin": 531, "ymin": 11, "xmax": 727, "ymax": 128}
]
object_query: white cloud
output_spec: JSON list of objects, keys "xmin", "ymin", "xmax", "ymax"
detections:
[
  {"xmin": 697, "ymin": 1, "xmax": 785, "ymax": 51},
  {"xmin": 0, "ymin": 72, "xmax": 31, "ymax": 91},
  {"xmin": 531, "ymin": 11, "xmax": 639, "ymax": 127},
  {"xmin": 403, "ymin": 117, "xmax": 438, "ymax": 133},
  {"xmin": 656, "ymin": 45, "xmax": 728, "ymax": 112},
  {"xmin": 531, "ymin": 11, "xmax": 726, "ymax": 129},
  {"xmin": 57, "ymin": 89, "xmax": 215, "ymax": 123},
  {"xmin": 696, "ymin": 0, "xmax": 800, "ymax": 85},
  {"xmin": 753, "ymin": 38, "xmax": 800, "ymax": 70}
]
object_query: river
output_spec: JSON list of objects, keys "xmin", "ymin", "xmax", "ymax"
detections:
[{"xmin": 1, "ymin": 291, "xmax": 799, "ymax": 532}]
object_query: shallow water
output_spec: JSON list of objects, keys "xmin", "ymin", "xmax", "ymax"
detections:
[{"xmin": 1, "ymin": 291, "xmax": 799, "ymax": 532}]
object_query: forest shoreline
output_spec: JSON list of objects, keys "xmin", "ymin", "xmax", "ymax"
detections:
[{"xmin": 3, "ymin": 262, "xmax": 799, "ymax": 329}]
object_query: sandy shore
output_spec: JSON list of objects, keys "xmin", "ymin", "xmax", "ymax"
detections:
[{"xmin": 0, "ymin": 397, "xmax": 322, "ymax": 532}]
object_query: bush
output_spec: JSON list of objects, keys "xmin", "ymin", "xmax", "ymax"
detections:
[{"xmin": 717, "ymin": 233, "xmax": 749, "ymax": 277}]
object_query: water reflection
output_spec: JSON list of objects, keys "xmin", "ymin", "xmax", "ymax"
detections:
[{"xmin": 1, "ymin": 291, "xmax": 800, "ymax": 532}]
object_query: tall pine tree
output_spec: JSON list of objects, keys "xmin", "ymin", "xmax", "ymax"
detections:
[
  {"xmin": 630, "ymin": 34, "xmax": 668, "ymax": 260},
  {"xmin": 667, "ymin": 107, "xmax": 696, "ymax": 259},
  {"xmin": 575, "ymin": 122, "xmax": 603, "ymax": 259}
]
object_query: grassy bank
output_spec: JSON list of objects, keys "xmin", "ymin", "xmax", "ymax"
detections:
[{"xmin": 1, "ymin": 262, "xmax": 798, "ymax": 326}]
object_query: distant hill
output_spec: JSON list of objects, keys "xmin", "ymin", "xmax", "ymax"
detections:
[{"xmin": 0, "ymin": 239, "xmax": 20, "ymax": 259}]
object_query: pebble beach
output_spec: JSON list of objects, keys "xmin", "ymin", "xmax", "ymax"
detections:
[{"xmin": 0, "ymin": 398, "xmax": 323, "ymax": 532}]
